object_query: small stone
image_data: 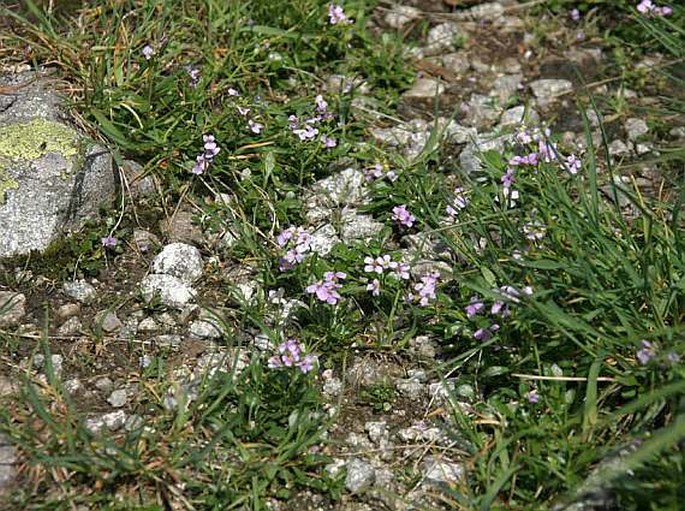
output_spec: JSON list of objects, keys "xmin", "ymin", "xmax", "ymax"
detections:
[
  {"xmin": 624, "ymin": 118, "xmax": 649, "ymax": 141},
  {"xmin": 155, "ymin": 334, "xmax": 183, "ymax": 348},
  {"xmin": 189, "ymin": 319, "xmax": 224, "ymax": 340},
  {"xmin": 133, "ymin": 229, "xmax": 160, "ymax": 253},
  {"xmin": 56, "ymin": 302, "xmax": 80, "ymax": 320},
  {"xmin": 489, "ymin": 74, "xmax": 523, "ymax": 103},
  {"xmin": 441, "ymin": 52, "xmax": 470, "ymax": 74},
  {"xmin": 384, "ymin": 5, "xmax": 420, "ymax": 29},
  {"xmin": 608, "ymin": 139, "xmax": 630, "ymax": 157},
  {"xmin": 121, "ymin": 160, "xmax": 156, "ymax": 197},
  {"xmin": 33, "ymin": 354, "xmax": 63, "ymax": 377},
  {"xmin": 57, "ymin": 316, "xmax": 82, "ymax": 335},
  {"xmin": 94, "ymin": 377, "xmax": 113, "ymax": 392},
  {"xmin": 407, "ymin": 369, "xmax": 427, "ymax": 382},
  {"xmin": 0, "ymin": 375, "xmax": 18, "ymax": 397},
  {"xmin": 408, "ymin": 335, "xmax": 438, "ymax": 359},
  {"xmin": 64, "ymin": 378, "xmax": 83, "ymax": 395},
  {"xmin": 0, "ymin": 433, "xmax": 17, "ymax": 494},
  {"xmin": 461, "ymin": 94, "xmax": 502, "ymax": 129},
  {"xmin": 107, "ymin": 389, "xmax": 128, "ymax": 408},
  {"xmin": 139, "ymin": 274, "xmax": 195, "ymax": 309},
  {"xmin": 340, "ymin": 211, "xmax": 385, "ymax": 242},
  {"xmin": 403, "ymin": 78, "xmax": 445, "ymax": 99},
  {"xmin": 499, "ymin": 105, "xmax": 539, "ymax": 128},
  {"xmin": 529, "ymin": 79, "xmax": 573, "ymax": 101},
  {"xmin": 395, "ymin": 379, "xmax": 425, "ymax": 400},
  {"xmin": 422, "ymin": 456, "xmax": 464, "ymax": 486},
  {"xmin": 345, "ymin": 458, "xmax": 376, "ymax": 494},
  {"xmin": 467, "ymin": 2, "xmax": 504, "ymax": 20},
  {"xmin": 429, "ymin": 380, "xmax": 456, "ymax": 401},
  {"xmin": 62, "ymin": 279, "xmax": 97, "ymax": 303},
  {"xmin": 124, "ymin": 414, "xmax": 144, "ymax": 432},
  {"xmin": 325, "ymin": 458, "xmax": 346, "ymax": 477},
  {"xmin": 459, "ymin": 132, "xmax": 508, "ymax": 174},
  {"xmin": 137, "ymin": 317, "xmax": 159, "ymax": 332},
  {"xmin": 322, "ymin": 376, "xmax": 343, "ymax": 398},
  {"xmin": 101, "ymin": 410, "xmax": 127, "ymax": 431},
  {"xmin": 85, "ymin": 416, "xmax": 106, "ymax": 434},
  {"xmin": 0, "ymin": 292, "xmax": 26, "ymax": 327},
  {"xmin": 152, "ymin": 243, "xmax": 203, "ymax": 284},
  {"xmin": 95, "ymin": 311, "xmax": 122, "ymax": 333},
  {"xmin": 160, "ymin": 210, "xmax": 204, "ymax": 245},
  {"xmin": 308, "ymin": 224, "xmax": 340, "ymax": 256},
  {"xmin": 669, "ymin": 126, "xmax": 685, "ymax": 139},
  {"xmin": 364, "ymin": 421, "xmax": 388, "ymax": 445},
  {"xmin": 424, "ymin": 23, "xmax": 463, "ymax": 56}
]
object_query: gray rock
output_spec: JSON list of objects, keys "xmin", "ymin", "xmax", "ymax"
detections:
[
  {"xmin": 384, "ymin": 5, "xmax": 420, "ymax": 29},
  {"xmin": 0, "ymin": 433, "xmax": 16, "ymax": 495},
  {"xmin": 136, "ymin": 317, "xmax": 159, "ymax": 332},
  {"xmin": 608, "ymin": 139, "xmax": 630, "ymax": 158},
  {"xmin": 498, "ymin": 105, "xmax": 539, "ymax": 128},
  {"xmin": 139, "ymin": 274, "xmax": 196, "ymax": 309},
  {"xmin": 461, "ymin": 94, "xmax": 503, "ymax": 129},
  {"xmin": 422, "ymin": 456, "xmax": 464, "ymax": 486},
  {"xmin": 107, "ymin": 389, "xmax": 128, "ymax": 408},
  {"xmin": 347, "ymin": 358, "xmax": 400, "ymax": 388},
  {"xmin": 398, "ymin": 422, "xmax": 447, "ymax": 443},
  {"xmin": 443, "ymin": 121, "xmax": 478, "ymax": 144},
  {"xmin": 441, "ymin": 52, "xmax": 470, "ymax": 74},
  {"xmin": 669, "ymin": 126, "xmax": 685, "ymax": 139},
  {"xmin": 94, "ymin": 377, "xmax": 113, "ymax": 392},
  {"xmin": 32, "ymin": 354, "xmax": 63, "ymax": 377},
  {"xmin": 121, "ymin": 159, "xmax": 156, "ymax": 197},
  {"xmin": 56, "ymin": 302, "xmax": 80, "ymax": 320},
  {"xmin": 424, "ymin": 23, "xmax": 463, "ymax": 56},
  {"xmin": 0, "ymin": 74, "xmax": 114, "ymax": 258},
  {"xmin": 0, "ymin": 291, "xmax": 25, "ymax": 327},
  {"xmin": 408, "ymin": 335, "xmax": 438, "ymax": 359},
  {"xmin": 189, "ymin": 319, "xmax": 224, "ymax": 340},
  {"xmin": 133, "ymin": 229, "xmax": 160, "ymax": 253},
  {"xmin": 459, "ymin": 133, "xmax": 508, "ymax": 174},
  {"xmin": 64, "ymin": 378, "xmax": 82, "ymax": 395},
  {"xmin": 345, "ymin": 458, "xmax": 376, "ymax": 494},
  {"xmin": 101, "ymin": 410, "xmax": 127, "ymax": 431},
  {"xmin": 95, "ymin": 311, "xmax": 122, "ymax": 333},
  {"xmin": 159, "ymin": 209, "xmax": 204, "ymax": 245},
  {"xmin": 466, "ymin": 2, "xmax": 504, "ymax": 20},
  {"xmin": 530, "ymin": 79, "xmax": 573, "ymax": 104},
  {"xmin": 365, "ymin": 421, "xmax": 389, "ymax": 445},
  {"xmin": 489, "ymin": 74, "xmax": 523, "ymax": 103},
  {"xmin": 152, "ymin": 243, "xmax": 203, "ymax": 284},
  {"xmin": 402, "ymin": 78, "xmax": 445, "ymax": 99},
  {"xmin": 57, "ymin": 316, "xmax": 83, "ymax": 337},
  {"xmin": 154, "ymin": 334, "xmax": 183, "ymax": 348},
  {"xmin": 340, "ymin": 210, "xmax": 384, "ymax": 242},
  {"xmin": 62, "ymin": 279, "xmax": 97, "ymax": 303},
  {"xmin": 395, "ymin": 378, "xmax": 425, "ymax": 400},
  {"xmin": 322, "ymin": 376, "xmax": 343, "ymax": 398},
  {"xmin": 305, "ymin": 168, "xmax": 368, "ymax": 222},
  {"xmin": 624, "ymin": 118, "xmax": 649, "ymax": 141}
]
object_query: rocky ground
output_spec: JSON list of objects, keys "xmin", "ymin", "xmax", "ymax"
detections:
[{"xmin": 1, "ymin": 1, "xmax": 683, "ymax": 510}]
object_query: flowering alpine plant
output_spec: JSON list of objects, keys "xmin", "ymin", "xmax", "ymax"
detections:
[
  {"xmin": 321, "ymin": 135, "xmax": 337, "ymax": 148},
  {"xmin": 474, "ymin": 322, "xmax": 500, "ymax": 341},
  {"xmin": 526, "ymin": 389, "xmax": 540, "ymax": 403},
  {"xmin": 186, "ymin": 66, "xmax": 200, "ymax": 88},
  {"xmin": 564, "ymin": 154, "xmax": 582, "ymax": 174},
  {"xmin": 523, "ymin": 220, "xmax": 547, "ymax": 242},
  {"xmin": 407, "ymin": 272, "xmax": 440, "ymax": 307},
  {"xmin": 248, "ymin": 119, "xmax": 264, "ymax": 134},
  {"xmin": 446, "ymin": 187, "xmax": 469, "ymax": 217},
  {"xmin": 392, "ymin": 205, "xmax": 416, "ymax": 228},
  {"xmin": 142, "ymin": 44, "xmax": 154, "ymax": 60},
  {"xmin": 637, "ymin": 0, "xmax": 672, "ymax": 16},
  {"xmin": 191, "ymin": 134, "xmax": 221, "ymax": 175},
  {"xmin": 636, "ymin": 339, "xmax": 656, "ymax": 365},
  {"xmin": 101, "ymin": 235, "xmax": 118, "ymax": 248},
  {"xmin": 465, "ymin": 296, "xmax": 485, "ymax": 318},
  {"xmin": 328, "ymin": 4, "xmax": 352, "ymax": 25},
  {"xmin": 268, "ymin": 339, "xmax": 318, "ymax": 374},
  {"xmin": 306, "ymin": 271, "xmax": 346, "ymax": 305},
  {"xmin": 277, "ymin": 226, "xmax": 312, "ymax": 271}
]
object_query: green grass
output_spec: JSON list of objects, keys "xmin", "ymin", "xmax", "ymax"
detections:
[{"xmin": 1, "ymin": 0, "xmax": 684, "ymax": 509}]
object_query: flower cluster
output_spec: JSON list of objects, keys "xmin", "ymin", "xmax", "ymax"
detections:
[
  {"xmin": 277, "ymin": 226, "xmax": 312, "ymax": 271},
  {"xmin": 392, "ymin": 205, "xmax": 416, "ymax": 228},
  {"xmin": 637, "ymin": 0, "xmax": 672, "ymax": 16},
  {"xmin": 186, "ymin": 65, "xmax": 200, "ymax": 88},
  {"xmin": 363, "ymin": 254, "xmax": 411, "ymax": 296},
  {"xmin": 268, "ymin": 339, "xmax": 318, "ymax": 374},
  {"xmin": 446, "ymin": 187, "xmax": 469, "ymax": 218},
  {"xmin": 101, "ymin": 235, "xmax": 118, "ymax": 248},
  {"xmin": 288, "ymin": 95, "xmax": 337, "ymax": 148},
  {"xmin": 191, "ymin": 134, "xmax": 221, "ymax": 175},
  {"xmin": 142, "ymin": 43, "xmax": 154, "ymax": 60},
  {"xmin": 328, "ymin": 4, "xmax": 353, "ymax": 25},
  {"xmin": 365, "ymin": 162, "xmax": 398, "ymax": 182},
  {"xmin": 306, "ymin": 271, "xmax": 346, "ymax": 304},
  {"xmin": 466, "ymin": 285, "xmax": 533, "ymax": 340},
  {"xmin": 636, "ymin": 339, "xmax": 680, "ymax": 365},
  {"xmin": 407, "ymin": 272, "xmax": 440, "ymax": 307}
]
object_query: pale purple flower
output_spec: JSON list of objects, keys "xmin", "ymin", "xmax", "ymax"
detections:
[
  {"xmin": 474, "ymin": 323, "xmax": 499, "ymax": 341},
  {"xmin": 526, "ymin": 389, "xmax": 540, "ymax": 403},
  {"xmin": 523, "ymin": 220, "xmax": 546, "ymax": 241},
  {"xmin": 366, "ymin": 278, "xmax": 380, "ymax": 296},
  {"xmin": 203, "ymin": 134, "xmax": 220, "ymax": 159},
  {"xmin": 515, "ymin": 127, "xmax": 533, "ymax": 145},
  {"xmin": 288, "ymin": 114, "xmax": 299, "ymax": 130},
  {"xmin": 509, "ymin": 153, "xmax": 539, "ymax": 166},
  {"xmin": 269, "ymin": 339, "xmax": 318, "ymax": 374},
  {"xmin": 142, "ymin": 44, "xmax": 154, "ymax": 60},
  {"xmin": 365, "ymin": 163, "xmax": 385, "ymax": 181},
  {"xmin": 413, "ymin": 272, "xmax": 439, "ymax": 307},
  {"xmin": 364, "ymin": 255, "xmax": 387, "ymax": 274},
  {"xmin": 638, "ymin": 0, "xmax": 654, "ymax": 14},
  {"xmin": 328, "ymin": 4, "xmax": 352, "ymax": 25},
  {"xmin": 491, "ymin": 301, "xmax": 510, "ymax": 317},
  {"xmin": 570, "ymin": 8, "xmax": 581, "ymax": 21},
  {"xmin": 315, "ymin": 94, "xmax": 328, "ymax": 113},
  {"xmin": 392, "ymin": 205, "xmax": 416, "ymax": 228},
  {"xmin": 192, "ymin": 154, "xmax": 209, "ymax": 175},
  {"xmin": 306, "ymin": 272, "xmax": 345, "ymax": 304},
  {"xmin": 465, "ymin": 297, "xmax": 484, "ymax": 318},
  {"xmin": 538, "ymin": 140, "xmax": 558, "ymax": 163},
  {"xmin": 385, "ymin": 170, "xmax": 398, "ymax": 181},
  {"xmin": 248, "ymin": 120, "xmax": 264, "ymax": 134},
  {"xmin": 293, "ymin": 125, "xmax": 319, "ymax": 140},
  {"xmin": 447, "ymin": 187, "xmax": 469, "ymax": 217},
  {"xmin": 227, "ymin": 88, "xmax": 240, "ymax": 96},
  {"xmin": 501, "ymin": 167, "xmax": 516, "ymax": 189},
  {"xmin": 186, "ymin": 66, "xmax": 200, "ymax": 87},
  {"xmin": 298, "ymin": 354, "xmax": 318, "ymax": 373},
  {"xmin": 393, "ymin": 262, "xmax": 411, "ymax": 280},
  {"xmin": 564, "ymin": 154, "xmax": 582, "ymax": 175},
  {"xmin": 321, "ymin": 135, "xmax": 337, "ymax": 148},
  {"xmin": 101, "ymin": 235, "xmax": 118, "ymax": 248},
  {"xmin": 636, "ymin": 339, "xmax": 655, "ymax": 365},
  {"xmin": 237, "ymin": 106, "xmax": 251, "ymax": 116}
]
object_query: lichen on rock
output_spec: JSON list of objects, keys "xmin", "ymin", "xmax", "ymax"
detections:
[{"xmin": 0, "ymin": 118, "xmax": 80, "ymax": 161}]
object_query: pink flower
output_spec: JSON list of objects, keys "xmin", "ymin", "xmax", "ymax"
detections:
[
  {"xmin": 328, "ymin": 4, "xmax": 352, "ymax": 25},
  {"xmin": 392, "ymin": 205, "xmax": 416, "ymax": 228},
  {"xmin": 321, "ymin": 135, "xmax": 337, "ymax": 148},
  {"xmin": 366, "ymin": 278, "xmax": 380, "ymax": 296},
  {"xmin": 248, "ymin": 120, "xmax": 264, "ymax": 134}
]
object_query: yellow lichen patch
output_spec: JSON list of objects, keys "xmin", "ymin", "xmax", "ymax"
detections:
[
  {"xmin": 0, "ymin": 118, "xmax": 80, "ymax": 161},
  {"xmin": 0, "ymin": 165, "xmax": 19, "ymax": 203}
]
